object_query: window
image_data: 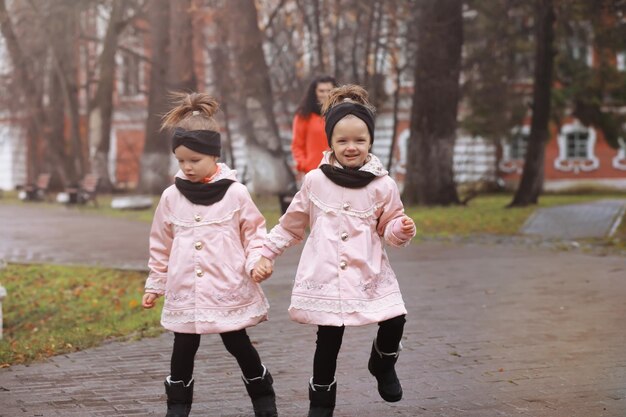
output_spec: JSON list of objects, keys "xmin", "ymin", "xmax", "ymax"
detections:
[
  {"xmin": 555, "ymin": 121, "xmax": 598, "ymax": 173},
  {"xmin": 617, "ymin": 52, "xmax": 626, "ymax": 72},
  {"xmin": 509, "ymin": 132, "xmax": 528, "ymax": 159},
  {"xmin": 120, "ymin": 52, "xmax": 140, "ymax": 96},
  {"xmin": 565, "ymin": 131, "xmax": 589, "ymax": 158}
]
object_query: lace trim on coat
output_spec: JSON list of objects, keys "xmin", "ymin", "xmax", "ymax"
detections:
[
  {"xmin": 266, "ymin": 232, "xmax": 292, "ymax": 251},
  {"xmin": 293, "ymin": 278, "xmax": 329, "ymax": 294},
  {"xmin": 290, "ymin": 291, "xmax": 404, "ymax": 314},
  {"xmin": 165, "ymin": 291, "xmax": 193, "ymax": 302},
  {"xmin": 359, "ymin": 262, "xmax": 397, "ymax": 294},
  {"xmin": 145, "ymin": 274, "xmax": 167, "ymax": 292},
  {"xmin": 162, "ymin": 300, "xmax": 269, "ymax": 324},
  {"xmin": 383, "ymin": 221, "xmax": 412, "ymax": 248},
  {"xmin": 169, "ymin": 208, "xmax": 239, "ymax": 228},
  {"xmin": 309, "ymin": 192, "xmax": 380, "ymax": 219}
]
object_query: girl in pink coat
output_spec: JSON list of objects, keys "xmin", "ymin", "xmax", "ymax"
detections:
[
  {"xmin": 253, "ymin": 85, "xmax": 416, "ymax": 417},
  {"xmin": 142, "ymin": 93, "xmax": 277, "ymax": 417}
]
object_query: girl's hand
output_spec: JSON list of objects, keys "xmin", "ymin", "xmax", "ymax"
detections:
[
  {"xmin": 142, "ymin": 292, "xmax": 159, "ymax": 309},
  {"xmin": 252, "ymin": 257, "xmax": 273, "ymax": 283},
  {"xmin": 400, "ymin": 216, "xmax": 416, "ymax": 234}
]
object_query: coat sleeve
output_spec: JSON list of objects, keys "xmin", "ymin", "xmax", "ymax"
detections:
[
  {"xmin": 262, "ymin": 175, "xmax": 312, "ymax": 259},
  {"xmin": 291, "ymin": 114, "xmax": 308, "ymax": 173},
  {"xmin": 376, "ymin": 179, "xmax": 415, "ymax": 248},
  {"xmin": 237, "ymin": 185, "xmax": 267, "ymax": 276},
  {"xmin": 145, "ymin": 195, "xmax": 173, "ymax": 295}
]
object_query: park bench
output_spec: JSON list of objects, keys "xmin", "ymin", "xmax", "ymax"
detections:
[{"xmin": 20, "ymin": 173, "xmax": 52, "ymax": 202}]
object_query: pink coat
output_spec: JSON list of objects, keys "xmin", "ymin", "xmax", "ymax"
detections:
[
  {"xmin": 262, "ymin": 152, "xmax": 415, "ymax": 327},
  {"xmin": 145, "ymin": 164, "xmax": 269, "ymax": 334}
]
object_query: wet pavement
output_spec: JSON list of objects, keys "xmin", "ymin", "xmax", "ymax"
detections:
[{"xmin": 0, "ymin": 203, "xmax": 624, "ymax": 416}]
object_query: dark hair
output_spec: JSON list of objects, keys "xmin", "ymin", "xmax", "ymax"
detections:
[
  {"xmin": 295, "ymin": 75, "xmax": 338, "ymax": 117},
  {"xmin": 161, "ymin": 92, "xmax": 220, "ymax": 132}
]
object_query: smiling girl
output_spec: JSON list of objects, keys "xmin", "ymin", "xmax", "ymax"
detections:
[{"xmin": 253, "ymin": 85, "xmax": 416, "ymax": 417}]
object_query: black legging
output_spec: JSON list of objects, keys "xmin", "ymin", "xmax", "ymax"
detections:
[
  {"xmin": 170, "ymin": 329, "xmax": 264, "ymax": 384},
  {"xmin": 312, "ymin": 315, "xmax": 406, "ymax": 386}
]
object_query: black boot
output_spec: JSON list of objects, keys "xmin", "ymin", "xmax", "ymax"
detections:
[
  {"xmin": 368, "ymin": 338, "xmax": 402, "ymax": 402},
  {"xmin": 308, "ymin": 378, "xmax": 336, "ymax": 417},
  {"xmin": 242, "ymin": 365, "xmax": 278, "ymax": 417},
  {"xmin": 164, "ymin": 376, "xmax": 193, "ymax": 417}
]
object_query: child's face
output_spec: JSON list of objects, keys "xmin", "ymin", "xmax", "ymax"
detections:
[
  {"xmin": 174, "ymin": 145, "xmax": 218, "ymax": 182},
  {"xmin": 330, "ymin": 116, "xmax": 371, "ymax": 168}
]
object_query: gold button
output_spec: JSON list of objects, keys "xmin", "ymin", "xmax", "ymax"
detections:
[
  {"xmin": 194, "ymin": 241, "xmax": 203, "ymax": 250},
  {"xmin": 339, "ymin": 261, "xmax": 347, "ymax": 270},
  {"xmin": 194, "ymin": 214, "xmax": 201, "ymax": 222},
  {"xmin": 341, "ymin": 232, "xmax": 348, "ymax": 241},
  {"xmin": 342, "ymin": 203, "xmax": 350, "ymax": 210},
  {"xmin": 195, "ymin": 269, "xmax": 204, "ymax": 277}
]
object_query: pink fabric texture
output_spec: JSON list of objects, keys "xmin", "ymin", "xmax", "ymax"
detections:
[
  {"xmin": 263, "ymin": 152, "xmax": 415, "ymax": 327},
  {"xmin": 145, "ymin": 164, "xmax": 269, "ymax": 334}
]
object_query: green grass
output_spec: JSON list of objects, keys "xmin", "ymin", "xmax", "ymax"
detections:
[
  {"xmin": 407, "ymin": 193, "xmax": 626, "ymax": 237},
  {"xmin": 0, "ymin": 264, "xmax": 162, "ymax": 366}
]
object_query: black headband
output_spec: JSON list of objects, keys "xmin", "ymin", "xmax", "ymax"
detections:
[
  {"xmin": 324, "ymin": 102, "xmax": 375, "ymax": 146},
  {"xmin": 172, "ymin": 127, "xmax": 221, "ymax": 156}
]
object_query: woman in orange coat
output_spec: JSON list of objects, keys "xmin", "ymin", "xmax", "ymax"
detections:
[{"xmin": 292, "ymin": 75, "xmax": 338, "ymax": 174}]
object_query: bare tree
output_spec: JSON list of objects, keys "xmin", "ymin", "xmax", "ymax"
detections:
[
  {"xmin": 509, "ymin": 0, "xmax": 555, "ymax": 207},
  {"xmin": 403, "ymin": 0, "xmax": 463, "ymax": 205},
  {"xmin": 222, "ymin": 0, "xmax": 295, "ymax": 194},
  {"xmin": 168, "ymin": 0, "xmax": 197, "ymax": 93},
  {"xmin": 32, "ymin": 0, "xmax": 86, "ymax": 182},
  {"xmin": 138, "ymin": 0, "xmax": 172, "ymax": 193},
  {"xmin": 0, "ymin": 0, "xmax": 45, "ymax": 182},
  {"xmin": 90, "ymin": 0, "xmax": 131, "ymax": 192},
  {"xmin": 138, "ymin": 0, "xmax": 198, "ymax": 194}
]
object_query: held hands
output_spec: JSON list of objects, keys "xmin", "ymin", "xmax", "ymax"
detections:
[
  {"xmin": 252, "ymin": 256, "xmax": 273, "ymax": 283},
  {"xmin": 400, "ymin": 215, "xmax": 416, "ymax": 235},
  {"xmin": 142, "ymin": 292, "xmax": 159, "ymax": 309}
]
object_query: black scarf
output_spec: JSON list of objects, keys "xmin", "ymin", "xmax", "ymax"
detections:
[
  {"xmin": 175, "ymin": 177, "xmax": 235, "ymax": 206},
  {"xmin": 320, "ymin": 164, "xmax": 377, "ymax": 189}
]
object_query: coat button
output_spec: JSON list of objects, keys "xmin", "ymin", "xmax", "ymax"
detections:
[
  {"xmin": 194, "ymin": 241, "xmax": 203, "ymax": 250},
  {"xmin": 194, "ymin": 214, "xmax": 201, "ymax": 222},
  {"xmin": 342, "ymin": 203, "xmax": 351, "ymax": 210},
  {"xmin": 340, "ymin": 232, "xmax": 348, "ymax": 241},
  {"xmin": 339, "ymin": 261, "xmax": 347, "ymax": 270},
  {"xmin": 195, "ymin": 269, "xmax": 204, "ymax": 277}
]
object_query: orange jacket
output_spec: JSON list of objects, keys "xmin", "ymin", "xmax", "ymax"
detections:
[{"xmin": 291, "ymin": 113, "xmax": 329, "ymax": 173}]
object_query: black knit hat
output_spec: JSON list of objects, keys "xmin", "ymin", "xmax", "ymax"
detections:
[{"xmin": 171, "ymin": 127, "xmax": 221, "ymax": 156}]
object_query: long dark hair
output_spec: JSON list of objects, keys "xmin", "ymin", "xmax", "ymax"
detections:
[{"xmin": 295, "ymin": 75, "xmax": 338, "ymax": 117}]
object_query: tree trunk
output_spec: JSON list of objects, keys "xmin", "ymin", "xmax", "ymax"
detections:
[
  {"xmin": 45, "ymin": 1, "xmax": 85, "ymax": 183},
  {"xmin": 168, "ymin": 0, "xmax": 197, "ymax": 92},
  {"xmin": 403, "ymin": 0, "xmax": 462, "ymax": 206},
  {"xmin": 509, "ymin": 0, "xmax": 555, "ymax": 207},
  {"xmin": 47, "ymin": 68, "xmax": 74, "ymax": 185},
  {"xmin": 224, "ymin": 0, "xmax": 295, "ymax": 195},
  {"xmin": 138, "ymin": 0, "xmax": 172, "ymax": 194},
  {"xmin": 207, "ymin": 7, "xmax": 236, "ymax": 168},
  {"xmin": 0, "ymin": 0, "xmax": 45, "ymax": 182},
  {"xmin": 91, "ymin": 0, "xmax": 129, "ymax": 192}
]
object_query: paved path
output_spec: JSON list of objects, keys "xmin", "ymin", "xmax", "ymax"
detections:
[
  {"xmin": 0, "ymin": 204, "xmax": 150, "ymax": 269},
  {"xmin": 521, "ymin": 199, "xmax": 626, "ymax": 239},
  {"xmin": 0, "ymin": 204, "xmax": 625, "ymax": 416}
]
